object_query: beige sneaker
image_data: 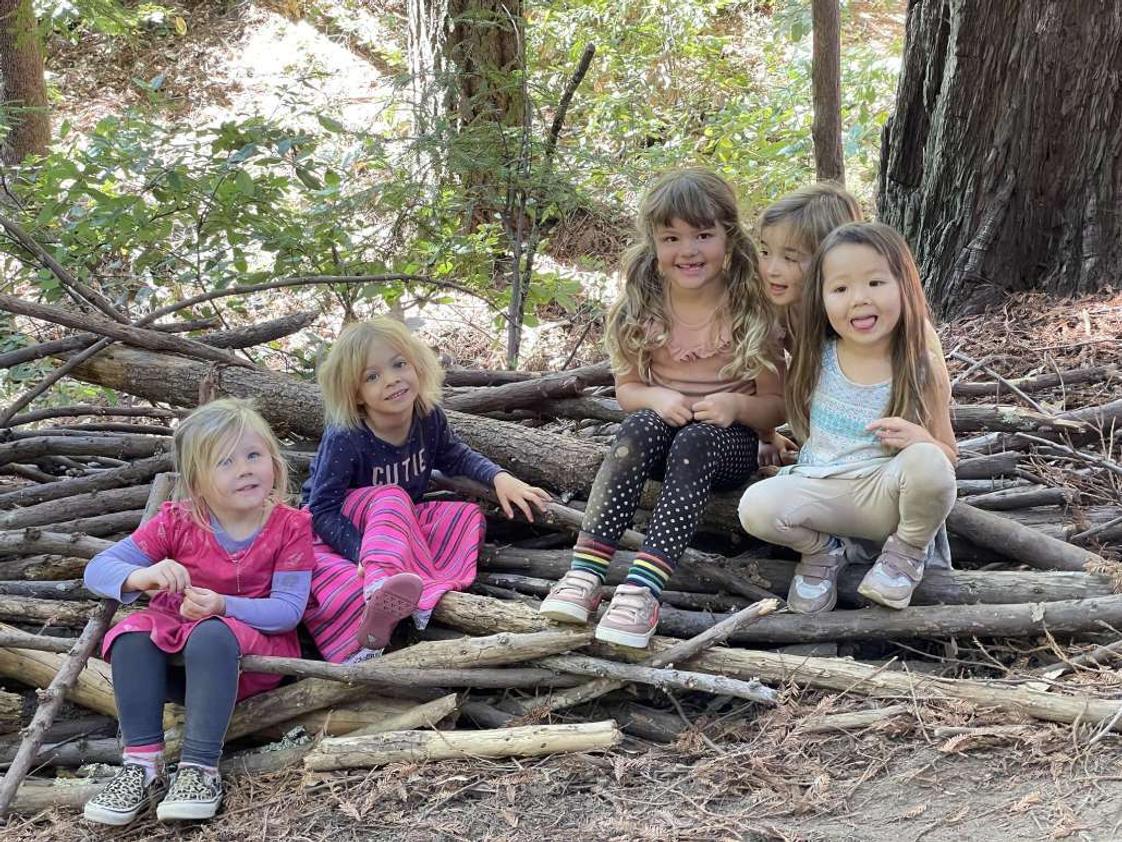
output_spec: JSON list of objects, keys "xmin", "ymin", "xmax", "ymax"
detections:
[
  {"xmin": 595, "ymin": 584, "xmax": 659, "ymax": 649},
  {"xmin": 539, "ymin": 569, "xmax": 604, "ymax": 623},
  {"xmin": 858, "ymin": 534, "xmax": 926, "ymax": 610},
  {"xmin": 787, "ymin": 542, "xmax": 848, "ymax": 614}
]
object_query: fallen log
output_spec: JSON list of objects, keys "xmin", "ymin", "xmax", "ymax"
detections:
[
  {"xmin": 947, "ymin": 501, "xmax": 1104, "ymax": 571},
  {"xmin": 255, "ymin": 695, "xmax": 424, "ymax": 740},
  {"xmin": 952, "ymin": 365, "xmax": 1119, "ymax": 397},
  {"xmin": 950, "ymin": 404, "xmax": 1086, "ymax": 435},
  {"xmin": 0, "ymin": 555, "xmax": 88, "ymax": 581},
  {"xmin": 50, "ymin": 509, "xmax": 143, "ymax": 538},
  {"xmin": 954, "ymin": 452, "xmax": 1022, "ymax": 479},
  {"xmin": 795, "ymin": 704, "xmax": 911, "ymax": 734},
  {"xmin": 444, "ymin": 370, "xmax": 599, "ymax": 415},
  {"xmin": 346, "ymin": 693, "xmax": 460, "ymax": 738},
  {"xmin": 0, "ymin": 484, "xmax": 152, "ymax": 531},
  {"xmin": 63, "ymin": 345, "xmax": 606, "ymax": 494},
  {"xmin": 0, "ymin": 690, "xmax": 19, "ymax": 735},
  {"xmin": 506, "ymin": 598, "xmax": 780, "ymax": 714},
  {"xmin": 960, "ymin": 486, "xmax": 1072, "ymax": 510},
  {"xmin": 437, "ymin": 592, "xmax": 1122, "ymax": 731},
  {"xmin": 304, "ymin": 721, "xmax": 622, "ymax": 771},
  {"xmin": 533, "ymin": 654, "xmax": 774, "ymax": 702},
  {"xmin": 0, "ymin": 531, "xmax": 110, "ymax": 559},
  {"xmin": 225, "ymin": 628, "xmax": 592, "ymax": 740},
  {"xmin": 0, "ymin": 292, "xmax": 253, "ymax": 369},
  {"xmin": 480, "ymin": 546, "xmax": 1117, "ymax": 606},
  {"xmin": 0, "ymin": 453, "xmax": 172, "ymax": 509},
  {"xmin": 3, "ymin": 405, "xmax": 180, "ymax": 429},
  {"xmin": 5, "ymin": 780, "xmax": 108, "ymax": 814},
  {"xmin": 0, "ymin": 435, "xmax": 169, "ymax": 468},
  {"xmin": 0, "ymin": 580, "xmax": 92, "ymax": 600}
]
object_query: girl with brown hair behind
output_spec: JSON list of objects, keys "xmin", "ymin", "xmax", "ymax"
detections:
[{"xmin": 739, "ymin": 222, "xmax": 957, "ymax": 614}]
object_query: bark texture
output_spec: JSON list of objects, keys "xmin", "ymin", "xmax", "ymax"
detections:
[
  {"xmin": 0, "ymin": 0, "xmax": 49, "ymax": 164},
  {"xmin": 878, "ymin": 0, "xmax": 1122, "ymax": 314}
]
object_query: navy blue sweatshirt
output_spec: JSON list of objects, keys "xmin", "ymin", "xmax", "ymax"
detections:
[{"xmin": 303, "ymin": 407, "xmax": 503, "ymax": 561}]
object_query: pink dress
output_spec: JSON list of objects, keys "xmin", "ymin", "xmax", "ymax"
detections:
[{"xmin": 101, "ymin": 501, "xmax": 315, "ymax": 700}]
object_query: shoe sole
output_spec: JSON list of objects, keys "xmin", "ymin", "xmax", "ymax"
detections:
[
  {"xmin": 857, "ymin": 582, "xmax": 910, "ymax": 610},
  {"xmin": 156, "ymin": 800, "xmax": 221, "ymax": 821},
  {"xmin": 594, "ymin": 623, "xmax": 654, "ymax": 649},
  {"xmin": 786, "ymin": 588, "xmax": 838, "ymax": 615},
  {"xmin": 84, "ymin": 804, "xmax": 142, "ymax": 826},
  {"xmin": 538, "ymin": 598, "xmax": 591, "ymax": 624},
  {"xmin": 358, "ymin": 572, "xmax": 424, "ymax": 650}
]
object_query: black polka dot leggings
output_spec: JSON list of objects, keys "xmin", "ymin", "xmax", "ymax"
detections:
[{"xmin": 582, "ymin": 409, "xmax": 759, "ymax": 568}]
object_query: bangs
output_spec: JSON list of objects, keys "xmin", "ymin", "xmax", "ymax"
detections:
[{"xmin": 643, "ymin": 176, "xmax": 725, "ymax": 232}]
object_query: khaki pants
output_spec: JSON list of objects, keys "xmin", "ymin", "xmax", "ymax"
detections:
[{"xmin": 738, "ymin": 442, "xmax": 956, "ymax": 555}]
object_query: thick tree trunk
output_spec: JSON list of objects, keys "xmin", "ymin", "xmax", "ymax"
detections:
[
  {"xmin": 878, "ymin": 0, "xmax": 1122, "ymax": 314},
  {"xmin": 0, "ymin": 0, "xmax": 49, "ymax": 164}
]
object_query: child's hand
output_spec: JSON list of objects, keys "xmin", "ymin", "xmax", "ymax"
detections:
[
  {"xmin": 125, "ymin": 559, "xmax": 190, "ymax": 595},
  {"xmin": 493, "ymin": 472, "xmax": 552, "ymax": 522},
  {"xmin": 692, "ymin": 392, "xmax": 740, "ymax": 427},
  {"xmin": 646, "ymin": 388, "xmax": 694, "ymax": 427},
  {"xmin": 866, "ymin": 417, "xmax": 934, "ymax": 451},
  {"xmin": 180, "ymin": 586, "xmax": 226, "ymax": 621},
  {"xmin": 758, "ymin": 432, "xmax": 799, "ymax": 468}
]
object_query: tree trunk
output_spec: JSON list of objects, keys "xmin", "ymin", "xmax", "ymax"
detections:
[
  {"xmin": 811, "ymin": 0, "xmax": 843, "ymax": 183},
  {"xmin": 877, "ymin": 0, "xmax": 1122, "ymax": 315},
  {"xmin": 0, "ymin": 0, "xmax": 49, "ymax": 164}
]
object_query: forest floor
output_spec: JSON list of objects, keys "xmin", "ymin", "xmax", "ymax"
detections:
[{"xmin": 13, "ymin": 2, "xmax": 1121, "ymax": 840}]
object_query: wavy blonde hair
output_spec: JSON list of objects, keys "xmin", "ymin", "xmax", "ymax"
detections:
[
  {"xmin": 605, "ymin": 167, "xmax": 774, "ymax": 383},
  {"xmin": 787, "ymin": 222, "xmax": 936, "ymax": 441},
  {"xmin": 173, "ymin": 398, "xmax": 290, "ymax": 527},
  {"xmin": 318, "ymin": 318, "xmax": 444, "ymax": 430}
]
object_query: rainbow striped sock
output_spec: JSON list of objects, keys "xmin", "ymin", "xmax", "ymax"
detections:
[
  {"xmin": 569, "ymin": 535, "xmax": 614, "ymax": 583},
  {"xmin": 625, "ymin": 551, "xmax": 674, "ymax": 596}
]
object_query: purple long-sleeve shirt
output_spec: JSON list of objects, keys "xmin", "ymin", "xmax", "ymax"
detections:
[
  {"xmin": 302, "ymin": 406, "xmax": 503, "ymax": 561},
  {"xmin": 83, "ymin": 521, "xmax": 311, "ymax": 634}
]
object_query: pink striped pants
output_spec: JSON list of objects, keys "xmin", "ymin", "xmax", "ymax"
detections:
[{"xmin": 303, "ymin": 485, "xmax": 485, "ymax": 663}]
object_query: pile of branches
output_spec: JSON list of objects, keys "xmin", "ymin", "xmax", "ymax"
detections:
[{"xmin": 0, "ymin": 238, "xmax": 1120, "ymax": 817}]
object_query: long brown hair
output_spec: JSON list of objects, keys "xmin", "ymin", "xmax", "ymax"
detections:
[
  {"xmin": 605, "ymin": 168, "xmax": 775, "ymax": 382},
  {"xmin": 786, "ymin": 222, "xmax": 935, "ymax": 441}
]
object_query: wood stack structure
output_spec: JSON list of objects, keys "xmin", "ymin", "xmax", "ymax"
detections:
[{"xmin": 0, "ymin": 241, "xmax": 1119, "ymax": 816}]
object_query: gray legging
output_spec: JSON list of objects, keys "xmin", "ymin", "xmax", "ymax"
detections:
[{"xmin": 109, "ymin": 619, "xmax": 240, "ymax": 768}]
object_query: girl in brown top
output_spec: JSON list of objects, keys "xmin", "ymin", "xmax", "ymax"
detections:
[{"xmin": 539, "ymin": 168, "xmax": 785, "ymax": 648}]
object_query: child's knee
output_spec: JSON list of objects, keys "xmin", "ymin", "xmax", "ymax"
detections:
[
  {"xmin": 897, "ymin": 443, "xmax": 955, "ymax": 496},
  {"xmin": 738, "ymin": 481, "xmax": 783, "ymax": 540},
  {"xmin": 184, "ymin": 619, "xmax": 239, "ymax": 662}
]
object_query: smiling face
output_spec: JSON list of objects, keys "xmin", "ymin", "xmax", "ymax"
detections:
[
  {"xmin": 654, "ymin": 217, "xmax": 728, "ymax": 295},
  {"xmin": 821, "ymin": 242, "xmax": 903, "ymax": 351},
  {"xmin": 759, "ymin": 221, "xmax": 812, "ymax": 308},
  {"xmin": 356, "ymin": 339, "xmax": 420, "ymax": 433},
  {"xmin": 202, "ymin": 429, "xmax": 275, "ymax": 522}
]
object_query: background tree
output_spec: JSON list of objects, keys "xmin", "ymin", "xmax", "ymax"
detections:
[
  {"xmin": 811, "ymin": 0, "xmax": 842, "ymax": 184},
  {"xmin": 0, "ymin": 0, "xmax": 50, "ymax": 164},
  {"xmin": 878, "ymin": 0, "xmax": 1122, "ymax": 317}
]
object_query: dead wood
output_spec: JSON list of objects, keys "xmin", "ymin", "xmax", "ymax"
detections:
[
  {"xmin": 950, "ymin": 404, "xmax": 1087, "ymax": 434},
  {"xmin": 63, "ymin": 344, "xmax": 606, "ymax": 494},
  {"xmin": 0, "ymin": 292, "xmax": 253, "ymax": 369},
  {"xmin": 225, "ymin": 628, "xmax": 592, "ymax": 741},
  {"xmin": 0, "ymin": 530, "xmax": 109, "ymax": 559},
  {"xmin": 51, "ymin": 509, "xmax": 142, "ymax": 537},
  {"xmin": 960, "ymin": 486, "xmax": 1072, "ymax": 510},
  {"xmin": 479, "ymin": 546, "xmax": 1116, "ymax": 606},
  {"xmin": 0, "ymin": 555, "xmax": 88, "ymax": 581},
  {"xmin": 3, "ymin": 405, "xmax": 180, "ymax": 429},
  {"xmin": 0, "ymin": 435, "xmax": 168, "ymax": 468},
  {"xmin": 954, "ymin": 452, "xmax": 1022, "ymax": 479},
  {"xmin": 0, "ymin": 580, "xmax": 91, "ymax": 600},
  {"xmin": 345, "ymin": 693, "xmax": 460, "ymax": 738},
  {"xmin": 0, "ymin": 318, "xmax": 218, "ymax": 371},
  {"xmin": 0, "ymin": 484, "xmax": 152, "ymax": 530},
  {"xmin": 304, "ymin": 720, "xmax": 621, "ymax": 771},
  {"xmin": 0, "ymin": 690, "xmax": 20, "ymax": 734},
  {"xmin": 444, "ymin": 369, "xmax": 601, "ymax": 414},
  {"xmin": 952, "ymin": 365, "xmax": 1118, "ymax": 397},
  {"xmin": 532, "ymin": 654, "xmax": 774, "ymax": 702},
  {"xmin": 947, "ymin": 501, "xmax": 1104, "ymax": 571},
  {"xmin": 0, "ymin": 453, "xmax": 172, "ymax": 509},
  {"xmin": 796, "ymin": 704, "xmax": 911, "ymax": 734}
]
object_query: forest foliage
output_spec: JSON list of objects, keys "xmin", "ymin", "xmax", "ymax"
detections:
[{"xmin": 0, "ymin": 0, "xmax": 902, "ymax": 395}]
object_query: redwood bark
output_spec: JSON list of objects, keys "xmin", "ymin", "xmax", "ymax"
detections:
[
  {"xmin": 0, "ymin": 0, "xmax": 49, "ymax": 164},
  {"xmin": 878, "ymin": 1, "xmax": 1122, "ymax": 314}
]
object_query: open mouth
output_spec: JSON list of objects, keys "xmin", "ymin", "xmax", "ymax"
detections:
[
  {"xmin": 850, "ymin": 315, "xmax": 878, "ymax": 332},
  {"xmin": 676, "ymin": 262, "xmax": 705, "ymax": 273},
  {"xmin": 768, "ymin": 283, "xmax": 789, "ymax": 298},
  {"xmin": 386, "ymin": 387, "xmax": 410, "ymax": 401}
]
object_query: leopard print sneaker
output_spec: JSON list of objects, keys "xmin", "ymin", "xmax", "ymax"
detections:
[
  {"xmin": 156, "ymin": 764, "xmax": 223, "ymax": 822},
  {"xmin": 84, "ymin": 763, "xmax": 165, "ymax": 826}
]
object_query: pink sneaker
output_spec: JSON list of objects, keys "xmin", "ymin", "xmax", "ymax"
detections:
[
  {"xmin": 539, "ymin": 570, "xmax": 603, "ymax": 623},
  {"xmin": 357, "ymin": 572, "xmax": 424, "ymax": 651},
  {"xmin": 595, "ymin": 584, "xmax": 659, "ymax": 649}
]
